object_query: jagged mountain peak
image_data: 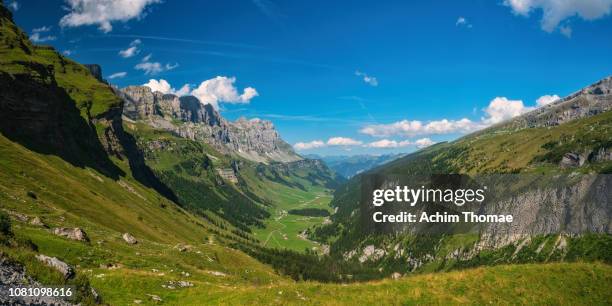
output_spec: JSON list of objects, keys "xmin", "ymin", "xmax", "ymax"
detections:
[{"xmin": 119, "ymin": 85, "xmax": 301, "ymax": 163}]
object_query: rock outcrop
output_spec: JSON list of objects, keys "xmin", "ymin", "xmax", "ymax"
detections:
[
  {"xmin": 119, "ymin": 86, "xmax": 301, "ymax": 164},
  {"xmin": 53, "ymin": 227, "xmax": 89, "ymax": 242},
  {"xmin": 1, "ymin": 255, "xmax": 75, "ymax": 305},
  {"xmin": 35, "ymin": 254, "xmax": 74, "ymax": 278}
]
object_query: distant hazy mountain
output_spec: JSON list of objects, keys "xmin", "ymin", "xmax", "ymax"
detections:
[{"xmin": 305, "ymin": 153, "xmax": 405, "ymax": 178}]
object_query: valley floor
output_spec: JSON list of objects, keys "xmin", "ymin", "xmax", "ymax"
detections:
[{"xmin": 252, "ymin": 186, "xmax": 333, "ymax": 252}]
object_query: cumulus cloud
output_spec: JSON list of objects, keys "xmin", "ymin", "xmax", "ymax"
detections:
[
  {"xmin": 415, "ymin": 137, "xmax": 435, "ymax": 148},
  {"xmin": 294, "ymin": 137, "xmax": 363, "ymax": 150},
  {"xmin": 174, "ymin": 84, "xmax": 191, "ymax": 96},
  {"xmin": 365, "ymin": 138, "xmax": 435, "ymax": 149},
  {"xmin": 30, "ymin": 26, "xmax": 56, "ymax": 43},
  {"xmin": 59, "ymin": 0, "xmax": 162, "ymax": 33},
  {"xmin": 536, "ymin": 94, "xmax": 560, "ymax": 106},
  {"xmin": 143, "ymin": 79, "xmax": 190, "ymax": 95},
  {"xmin": 134, "ymin": 54, "xmax": 178, "ymax": 75},
  {"xmin": 355, "ymin": 70, "xmax": 378, "ymax": 86},
  {"xmin": 359, "ymin": 93, "xmax": 561, "ymax": 138},
  {"xmin": 294, "ymin": 136, "xmax": 434, "ymax": 151},
  {"xmin": 360, "ymin": 118, "xmax": 480, "ymax": 137},
  {"xmin": 191, "ymin": 76, "xmax": 258, "ymax": 109},
  {"xmin": 119, "ymin": 39, "xmax": 141, "ymax": 58},
  {"xmin": 456, "ymin": 16, "xmax": 473, "ymax": 28},
  {"xmin": 142, "ymin": 77, "xmax": 255, "ymax": 108},
  {"xmin": 62, "ymin": 50, "xmax": 73, "ymax": 56},
  {"xmin": 294, "ymin": 140, "xmax": 325, "ymax": 150},
  {"xmin": 366, "ymin": 139, "xmax": 410, "ymax": 148},
  {"xmin": 482, "ymin": 97, "xmax": 533, "ymax": 125},
  {"xmin": 108, "ymin": 72, "xmax": 127, "ymax": 79},
  {"xmin": 327, "ymin": 137, "xmax": 363, "ymax": 146},
  {"xmin": 504, "ymin": 0, "xmax": 612, "ymax": 34}
]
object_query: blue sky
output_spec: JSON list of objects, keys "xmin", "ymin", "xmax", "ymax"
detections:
[{"xmin": 8, "ymin": 0, "xmax": 612, "ymax": 155}]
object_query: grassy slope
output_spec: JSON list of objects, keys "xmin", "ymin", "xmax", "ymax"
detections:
[
  {"xmin": 0, "ymin": 132, "xmax": 288, "ymax": 304},
  {"xmin": 0, "ymin": 18, "xmax": 120, "ymax": 118},
  {"xmin": 166, "ymin": 262, "xmax": 611, "ymax": 305}
]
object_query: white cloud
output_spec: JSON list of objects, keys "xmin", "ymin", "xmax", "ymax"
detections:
[
  {"xmin": 504, "ymin": 0, "xmax": 612, "ymax": 34},
  {"xmin": 360, "ymin": 118, "xmax": 480, "ymax": 137},
  {"xmin": 30, "ymin": 26, "xmax": 56, "ymax": 43},
  {"xmin": 108, "ymin": 71, "xmax": 127, "ymax": 79},
  {"xmin": 143, "ymin": 79, "xmax": 191, "ymax": 96},
  {"xmin": 59, "ymin": 0, "xmax": 161, "ymax": 33},
  {"xmin": 415, "ymin": 137, "xmax": 435, "ymax": 148},
  {"xmin": 142, "ymin": 53, "xmax": 152, "ymax": 62},
  {"xmin": 536, "ymin": 94, "xmax": 560, "ymax": 106},
  {"xmin": 141, "ymin": 77, "xmax": 256, "ymax": 108},
  {"xmin": 294, "ymin": 140, "xmax": 325, "ymax": 150},
  {"xmin": 359, "ymin": 95, "xmax": 559, "ymax": 137},
  {"xmin": 135, "ymin": 61, "xmax": 163, "ymax": 75},
  {"xmin": 191, "ymin": 76, "xmax": 258, "ymax": 109},
  {"xmin": 134, "ymin": 54, "xmax": 178, "ymax": 75},
  {"xmin": 355, "ymin": 70, "xmax": 378, "ymax": 87},
  {"xmin": 366, "ymin": 139, "xmax": 410, "ymax": 148},
  {"xmin": 294, "ymin": 137, "xmax": 364, "ymax": 150},
  {"xmin": 143, "ymin": 79, "xmax": 172, "ymax": 93},
  {"xmin": 174, "ymin": 84, "xmax": 191, "ymax": 96},
  {"xmin": 8, "ymin": 1, "xmax": 18, "ymax": 11},
  {"xmin": 119, "ymin": 39, "xmax": 141, "ymax": 58},
  {"xmin": 327, "ymin": 137, "xmax": 363, "ymax": 146},
  {"xmin": 456, "ymin": 16, "xmax": 473, "ymax": 28},
  {"xmin": 482, "ymin": 97, "xmax": 533, "ymax": 125}
]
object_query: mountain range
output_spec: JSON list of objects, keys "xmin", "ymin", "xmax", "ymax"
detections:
[{"xmin": 305, "ymin": 153, "xmax": 405, "ymax": 178}]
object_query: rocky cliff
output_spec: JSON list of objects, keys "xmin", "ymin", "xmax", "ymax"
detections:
[
  {"xmin": 119, "ymin": 86, "xmax": 301, "ymax": 163},
  {"xmin": 498, "ymin": 76, "xmax": 612, "ymax": 130}
]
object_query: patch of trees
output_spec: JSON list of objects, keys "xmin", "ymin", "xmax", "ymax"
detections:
[{"xmin": 288, "ymin": 208, "xmax": 330, "ymax": 217}]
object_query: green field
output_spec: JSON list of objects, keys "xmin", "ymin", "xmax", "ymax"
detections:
[{"xmin": 251, "ymin": 182, "xmax": 334, "ymax": 252}]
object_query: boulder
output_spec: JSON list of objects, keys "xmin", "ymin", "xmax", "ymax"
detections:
[
  {"xmin": 560, "ymin": 152, "xmax": 581, "ymax": 168},
  {"xmin": 35, "ymin": 255, "xmax": 73, "ymax": 278},
  {"xmin": 122, "ymin": 233, "xmax": 138, "ymax": 244},
  {"xmin": 174, "ymin": 244, "xmax": 192, "ymax": 252},
  {"xmin": 53, "ymin": 227, "xmax": 89, "ymax": 242},
  {"xmin": 391, "ymin": 272, "xmax": 402, "ymax": 280},
  {"xmin": 29, "ymin": 217, "xmax": 46, "ymax": 227}
]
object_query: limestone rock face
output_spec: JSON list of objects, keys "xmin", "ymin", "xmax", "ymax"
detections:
[
  {"xmin": 36, "ymin": 254, "xmax": 74, "ymax": 278},
  {"xmin": 53, "ymin": 227, "xmax": 89, "ymax": 242},
  {"xmin": 501, "ymin": 76, "xmax": 612, "ymax": 130},
  {"xmin": 119, "ymin": 86, "xmax": 302, "ymax": 163}
]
